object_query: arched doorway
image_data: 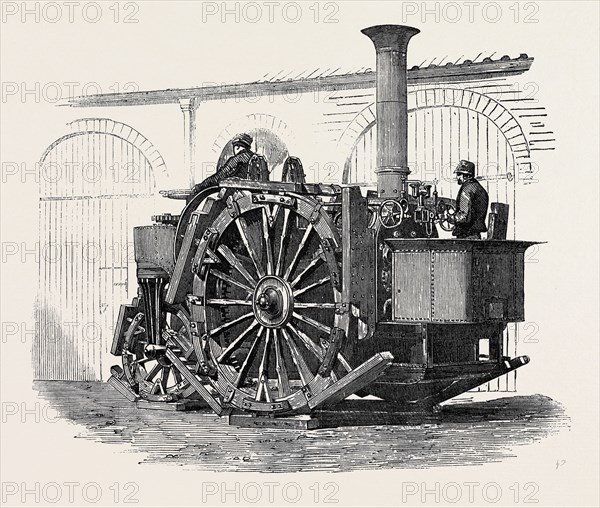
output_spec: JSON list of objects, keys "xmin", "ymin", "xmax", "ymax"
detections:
[{"xmin": 35, "ymin": 119, "xmax": 167, "ymax": 381}]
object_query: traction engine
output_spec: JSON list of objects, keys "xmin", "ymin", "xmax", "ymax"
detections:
[{"xmin": 109, "ymin": 25, "xmax": 536, "ymax": 417}]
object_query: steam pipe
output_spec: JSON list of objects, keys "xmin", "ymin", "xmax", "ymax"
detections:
[{"xmin": 361, "ymin": 24, "xmax": 420, "ymax": 198}]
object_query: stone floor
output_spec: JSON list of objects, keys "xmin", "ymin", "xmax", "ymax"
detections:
[{"xmin": 32, "ymin": 381, "xmax": 570, "ymax": 473}]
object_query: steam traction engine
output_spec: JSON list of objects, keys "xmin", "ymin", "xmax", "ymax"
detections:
[{"xmin": 109, "ymin": 25, "xmax": 536, "ymax": 418}]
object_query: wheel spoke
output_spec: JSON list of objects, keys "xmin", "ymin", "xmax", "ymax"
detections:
[
  {"xmin": 131, "ymin": 357, "xmax": 152, "ymax": 366},
  {"xmin": 293, "ymin": 276, "xmax": 331, "ymax": 297},
  {"xmin": 275, "ymin": 207, "xmax": 291, "ymax": 277},
  {"xmin": 255, "ymin": 329, "xmax": 272, "ymax": 402},
  {"xmin": 281, "ymin": 327, "xmax": 313, "ymax": 386},
  {"xmin": 289, "ymin": 251, "xmax": 324, "ymax": 288},
  {"xmin": 165, "ymin": 329, "xmax": 192, "ymax": 356},
  {"xmin": 261, "ymin": 207, "xmax": 275, "ymax": 275},
  {"xmin": 337, "ymin": 353, "xmax": 352, "ymax": 372},
  {"xmin": 292, "ymin": 311, "xmax": 331, "ymax": 335},
  {"xmin": 160, "ymin": 366, "xmax": 170, "ymax": 391},
  {"xmin": 294, "ymin": 302, "xmax": 336, "ymax": 309},
  {"xmin": 234, "ymin": 326, "xmax": 265, "ymax": 388},
  {"xmin": 152, "ymin": 379, "xmax": 163, "ymax": 395},
  {"xmin": 211, "ymin": 268, "xmax": 253, "ymax": 295},
  {"xmin": 217, "ymin": 245, "xmax": 257, "ymax": 287},
  {"xmin": 273, "ymin": 329, "xmax": 291, "ymax": 398},
  {"xmin": 236, "ymin": 216, "xmax": 265, "ymax": 278},
  {"xmin": 206, "ymin": 298, "xmax": 252, "ymax": 306},
  {"xmin": 217, "ymin": 319, "xmax": 260, "ymax": 363},
  {"xmin": 208, "ymin": 311, "xmax": 254, "ymax": 338},
  {"xmin": 144, "ymin": 363, "xmax": 162, "ymax": 382},
  {"xmin": 269, "ymin": 203, "xmax": 281, "ymax": 227},
  {"xmin": 283, "ymin": 223, "xmax": 314, "ymax": 281},
  {"xmin": 287, "ymin": 322, "xmax": 325, "ymax": 361}
]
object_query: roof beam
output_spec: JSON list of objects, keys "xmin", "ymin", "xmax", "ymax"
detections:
[{"xmin": 62, "ymin": 56, "xmax": 533, "ymax": 108}]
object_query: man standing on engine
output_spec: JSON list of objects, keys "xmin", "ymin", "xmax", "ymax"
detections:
[
  {"xmin": 191, "ymin": 133, "xmax": 255, "ymax": 196},
  {"xmin": 452, "ymin": 160, "xmax": 489, "ymax": 239}
]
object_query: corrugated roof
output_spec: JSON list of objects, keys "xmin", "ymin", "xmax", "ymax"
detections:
[{"xmin": 251, "ymin": 53, "xmax": 529, "ymax": 84}]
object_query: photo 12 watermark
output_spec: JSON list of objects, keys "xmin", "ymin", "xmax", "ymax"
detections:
[
  {"xmin": 400, "ymin": 1, "xmax": 540, "ymax": 24},
  {"xmin": 401, "ymin": 481, "xmax": 540, "ymax": 504},
  {"xmin": 1, "ymin": 400, "xmax": 115, "ymax": 424},
  {"xmin": 1, "ymin": 481, "xmax": 139, "ymax": 505},
  {"xmin": 2, "ymin": 159, "xmax": 150, "ymax": 185},
  {"xmin": 1, "ymin": 240, "xmax": 135, "ymax": 266},
  {"xmin": 200, "ymin": 1, "xmax": 340, "ymax": 24},
  {"xmin": 1, "ymin": 81, "xmax": 139, "ymax": 104},
  {"xmin": 2, "ymin": 319, "xmax": 107, "ymax": 346},
  {"xmin": 1, "ymin": 1, "xmax": 140, "ymax": 24},
  {"xmin": 200, "ymin": 481, "xmax": 339, "ymax": 504}
]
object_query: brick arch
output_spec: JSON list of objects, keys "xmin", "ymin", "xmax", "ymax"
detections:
[
  {"xmin": 211, "ymin": 113, "xmax": 296, "ymax": 157},
  {"xmin": 40, "ymin": 118, "xmax": 168, "ymax": 177},
  {"xmin": 338, "ymin": 88, "xmax": 530, "ymax": 178}
]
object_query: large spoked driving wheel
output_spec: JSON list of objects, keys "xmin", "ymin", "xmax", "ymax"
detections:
[
  {"xmin": 121, "ymin": 303, "xmax": 193, "ymax": 402},
  {"xmin": 192, "ymin": 190, "xmax": 351, "ymax": 414}
]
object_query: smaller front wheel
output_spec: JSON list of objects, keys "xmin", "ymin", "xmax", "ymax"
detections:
[{"xmin": 119, "ymin": 301, "xmax": 194, "ymax": 402}]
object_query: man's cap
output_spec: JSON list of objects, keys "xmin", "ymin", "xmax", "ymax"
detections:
[
  {"xmin": 232, "ymin": 133, "xmax": 253, "ymax": 149},
  {"xmin": 454, "ymin": 160, "xmax": 475, "ymax": 176}
]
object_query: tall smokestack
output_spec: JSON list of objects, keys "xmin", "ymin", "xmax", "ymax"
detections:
[{"xmin": 362, "ymin": 25, "xmax": 420, "ymax": 198}]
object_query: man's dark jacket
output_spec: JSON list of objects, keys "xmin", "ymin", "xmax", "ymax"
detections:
[
  {"xmin": 453, "ymin": 178, "xmax": 489, "ymax": 238},
  {"xmin": 192, "ymin": 148, "xmax": 254, "ymax": 195}
]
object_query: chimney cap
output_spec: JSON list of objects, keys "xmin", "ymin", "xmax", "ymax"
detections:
[{"xmin": 361, "ymin": 25, "xmax": 420, "ymax": 50}]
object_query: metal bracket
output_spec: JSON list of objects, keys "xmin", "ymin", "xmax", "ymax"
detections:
[
  {"xmin": 224, "ymin": 386, "xmax": 235, "ymax": 404},
  {"xmin": 321, "ymin": 237, "xmax": 341, "ymax": 255},
  {"xmin": 226, "ymin": 195, "xmax": 241, "ymax": 219},
  {"xmin": 308, "ymin": 202, "xmax": 322, "ymax": 224},
  {"xmin": 335, "ymin": 302, "xmax": 350, "ymax": 315},
  {"xmin": 189, "ymin": 320, "xmax": 207, "ymax": 336},
  {"xmin": 318, "ymin": 327, "xmax": 346, "ymax": 377},
  {"xmin": 192, "ymin": 332, "xmax": 216, "ymax": 378},
  {"xmin": 186, "ymin": 295, "xmax": 204, "ymax": 306},
  {"xmin": 191, "ymin": 228, "xmax": 218, "ymax": 278},
  {"xmin": 301, "ymin": 385, "xmax": 313, "ymax": 400},
  {"xmin": 252, "ymin": 193, "xmax": 296, "ymax": 207},
  {"xmin": 330, "ymin": 270, "xmax": 340, "ymax": 289},
  {"xmin": 203, "ymin": 227, "xmax": 219, "ymax": 243},
  {"xmin": 241, "ymin": 399, "xmax": 291, "ymax": 412}
]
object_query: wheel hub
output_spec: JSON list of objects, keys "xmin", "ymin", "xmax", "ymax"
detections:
[
  {"xmin": 253, "ymin": 276, "xmax": 293, "ymax": 328},
  {"xmin": 256, "ymin": 287, "xmax": 281, "ymax": 314},
  {"xmin": 143, "ymin": 343, "xmax": 170, "ymax": 366}
]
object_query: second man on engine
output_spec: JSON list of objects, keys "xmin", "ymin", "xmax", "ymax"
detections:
[{"xmin": 452, "ymin": 160, "xmax": 489, "ymax": 239}]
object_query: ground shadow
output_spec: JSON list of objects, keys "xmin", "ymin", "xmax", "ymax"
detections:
[{"xmin": 33, "ymin": 381, "xmax": 570, "ymax": 472}]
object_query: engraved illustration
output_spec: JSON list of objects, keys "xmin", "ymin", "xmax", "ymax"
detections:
[{"xmin": 23, "ymin": 14, "xmax": 577, "ymax": 480}]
